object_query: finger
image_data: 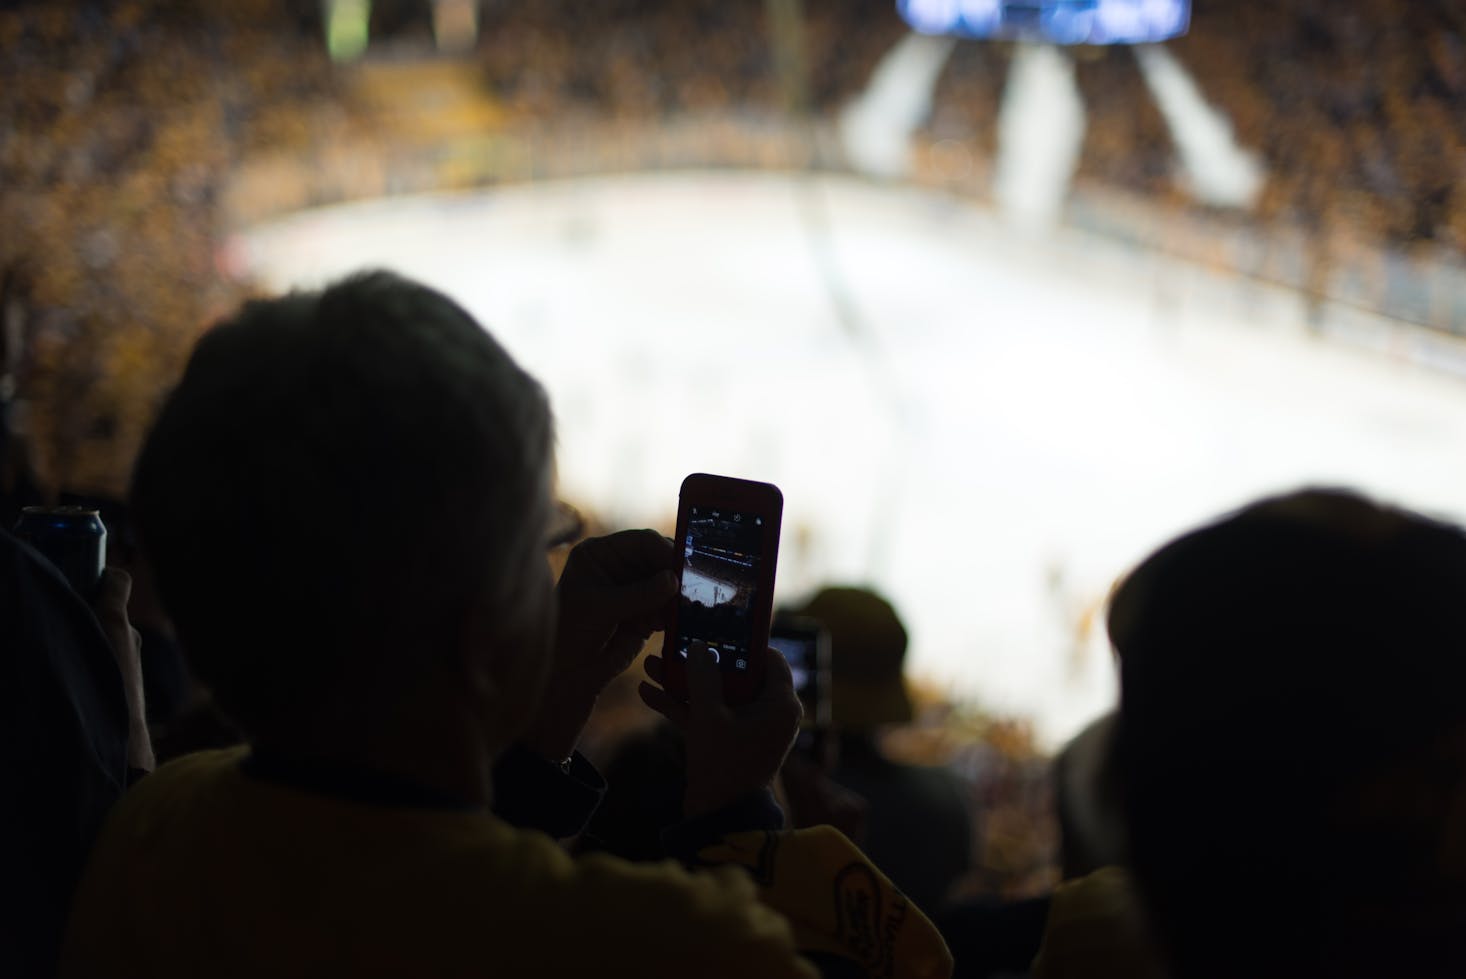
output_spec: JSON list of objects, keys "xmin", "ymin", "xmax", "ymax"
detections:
[
  {"xmin": 633, "ymin": 594, "xmax": 677, "ymax": 636},
  {"xmin": 583, "ymin": 530, "xmax": 679, "ymax": 578},
  {"xmin": 605, "ymin": 623, "xmax": 654, "ymax": 659},
  {"xmin": 756, "ymin": 645, "xmax": 803, "ymax": 723},
  {"xmin": 95, "ymin": 567, "xmax": 132, "ymax": 614},
  {"xmin": 686, "ymin": 641, "xmax": 726, "ymax": 712},
  {"xmin": 638, "ymin": 682, "xmax": 690, "ymax": 728},
  {"xmin": 644, "ymin": 654, "xmax": 666, "ymax": 685},
  {"xmin": 599, "ymin": 569, "xmax": 678, "ymax": 619},
  {"xmin": 759, "ymin": 643, "xmax": 796, "ymax": 699},
  {"xmin": 627, "ymin": 609, "xmax": 672, "ymax": 639},
  {"xmin": 603, "ymin": 529, "xmax": 680, "ymax": 571}
]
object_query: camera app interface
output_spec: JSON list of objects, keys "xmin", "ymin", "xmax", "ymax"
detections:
[{"xmin": 676, "ymin": 506, "xmax": 763, "ymax": 673}]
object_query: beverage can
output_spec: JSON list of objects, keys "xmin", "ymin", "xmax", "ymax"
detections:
[{"xmin": 14, "ymin": 506, "xmax": 107, "ymax": 598}]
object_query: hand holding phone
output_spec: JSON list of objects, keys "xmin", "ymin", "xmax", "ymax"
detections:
[
  {"xmin": 523, "ymin": 529, "xmax": 679, "ymax": 763},
  {"xmin": 554, "ymin": 529, "xmax": 680, "ymax": 688},
  {"xmin": 661, "ymin": 473, "xmax": 783, "ymax": 707},
  {"xmin": 640, "ymin": 642, "xmax": 802, "ymax": 818}
]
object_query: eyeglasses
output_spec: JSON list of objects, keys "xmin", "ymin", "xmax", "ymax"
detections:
[{"xmin": 546, "ymin": 500, "xmax": 585, "ymax": 550}]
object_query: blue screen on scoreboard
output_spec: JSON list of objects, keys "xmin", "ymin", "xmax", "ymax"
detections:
[{"xmin": 898, "ymin": 0, "xmax": 1190, "ymax": 45}]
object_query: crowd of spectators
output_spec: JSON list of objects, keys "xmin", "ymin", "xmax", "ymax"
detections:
[
  {"xmin": 0, "ymin": 0, "xmax": 337, "ymax": 496},
  {"xmin": 1064, "ymin": 0, "xmax": 1466, "ymax": 249},
  {"xmin": 8, "ymin": 269, "xmax": 1466, "ymax": 977},
  {"xmin": 456, "ymin": 0, "xmax": 1466, "ymax": 251},
  {"xmin": 468, "ymin": 0, "xmax": 901, "ymax": 121},
  {"xmin": 4, "ymin": 0, "xmax": 1463, "ymax": 496}
]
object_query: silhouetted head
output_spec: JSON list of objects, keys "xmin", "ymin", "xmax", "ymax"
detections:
[
  {"xmin": 1111, "ymin": 488, "xmax": 1466, "ymax": 977},
  {"xmin": 798, "ymin": 586, "xmax": 912, "ymax": 732},
  {"xmin": 132, "ymin": 272, "xmax": 555, "ymax": 752}
]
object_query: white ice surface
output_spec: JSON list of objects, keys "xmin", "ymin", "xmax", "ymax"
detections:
[{"xmin": 238, "ymin": 172, "xmax": 1466, "ymax": 747}]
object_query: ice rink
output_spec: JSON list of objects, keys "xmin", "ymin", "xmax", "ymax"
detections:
[{"xmin": 239, "ymin": 171, "xmax": 1466, "ymax": 746}]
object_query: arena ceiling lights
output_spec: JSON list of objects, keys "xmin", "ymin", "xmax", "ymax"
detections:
[{"xmin": 898, "ymin": 0, "xmax": 1191, "ymax": 45}]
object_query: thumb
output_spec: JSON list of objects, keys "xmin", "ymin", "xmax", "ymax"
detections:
[
  {"xmin": 758, "ymin": 643, "xmax": 797, "ymax": 705},
  {"xmin": 686, "ymin": 641, "xmax": 725, "ymax": 712},
  {"xmin": 755, "ymin": 645, "xmax": 803, "ymax": 725},
  {"xmin": 95, "ymin": 567, "xmax": 132, "ymax": 616}
]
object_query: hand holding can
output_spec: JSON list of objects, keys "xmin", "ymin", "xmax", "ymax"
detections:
[{"xmin": 13, "ymin": 506, "xmax": 107, "ymax": 599}]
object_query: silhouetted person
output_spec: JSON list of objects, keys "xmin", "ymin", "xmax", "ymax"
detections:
[
  {"xmin": 2, "ymin": 534, "xmax": 151, "ymax": 977},
  {"xmin": 1053, "ymin": 711, "xmax": 1125, "ymax": 881},
  {"xmin": 61, "ymin": 273, "xmax": 952, "ymax": 979},
  {"xmin": 1039, "ymin": 489, "xmax": 1466, "ymax": 977},
  {"xmin": 801, "ymin": 587, "xmax": 973, "ymax": 913},
  {"xmin": 54, "ymin": 493, "xmax": 191, "ymax": 729}
]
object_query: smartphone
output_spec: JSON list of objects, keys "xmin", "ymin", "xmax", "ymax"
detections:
[
  {"xmin": 662, "ymin": 473, "xmax": 783, "ymax": 706},
  {"xmin": 769, "ymin": 614, "xmax": 830, "ymax": 728},
  {"xmin": 770, "ymin": 614, "xmax": 832, "ymax": 766}
]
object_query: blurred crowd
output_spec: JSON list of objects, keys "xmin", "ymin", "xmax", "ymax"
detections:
[
  {"xmin": 0, "ymin": 1, "xmax": 336, "ymax": 495},
  {"xmin": 458, "ymin": 0, "xmax": 1466, "ymax": 251},
  {"xmin": 469, "ymin": 0, "xmax": 902, "ymax": 120},
  {"xmin": 1067, "ymin": 0, "xmax": 1466, "ymax": 248},
  {"xmin": 4, "ymin": 0, "xmax": 1462, "ymax": 492}
]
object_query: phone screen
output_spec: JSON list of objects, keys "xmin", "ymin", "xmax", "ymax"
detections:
[
  {"xmin": 674, "ymin": 505, "xmax": 766, "ymax": 675},
  {"xmin": 768, "ymin": 633, "xmax": 816, "ymax": 700},
  {"xmin": 770, "ymin": 624, "xmax": 828, "ymax": 761}
]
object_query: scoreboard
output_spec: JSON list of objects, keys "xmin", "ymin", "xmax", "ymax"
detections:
[{"xmin": 898, "ymin": 0, "xmax": 1190, "ymax": 45}]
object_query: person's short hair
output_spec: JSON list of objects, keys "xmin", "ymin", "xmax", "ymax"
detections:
[
  {"xmin": 132, "ymin": 272, "xmax": 553, "ymax": 739},
  {"xmin": 1110, "ymin": 489, "xmax": 1466, "ymax": 977}
]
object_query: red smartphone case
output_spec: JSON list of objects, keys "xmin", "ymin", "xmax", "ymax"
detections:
[{"xmin": 661, "ymin": 473, "xmax": 783, "ymax": 707}]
